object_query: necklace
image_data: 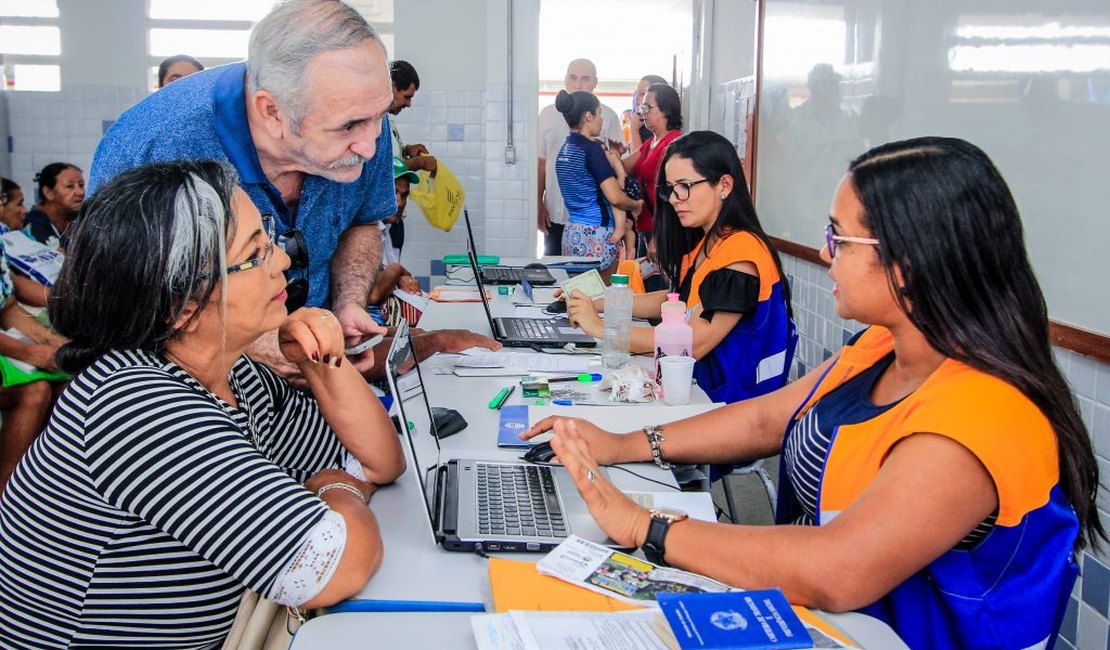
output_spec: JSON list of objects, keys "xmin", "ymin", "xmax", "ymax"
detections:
[
  {"xmin": 229, "ymin": 372, "xmax": 258, "ymax": 448},
  {"xmin": 164, "ymin": 352, "xmax": 258, "ymax": 448}
]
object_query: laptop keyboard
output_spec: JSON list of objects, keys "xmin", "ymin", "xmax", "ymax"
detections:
[
  {"xmin": 482, "ymin": 267, "xmax": 524, "ymax": 282},
  {"xmin": 505, "ymin": 318, "xmax": 557, "ymax": 340},
  {"xmin": 476, "ymin": 463, "xmax": 567, "ymax": 539}
]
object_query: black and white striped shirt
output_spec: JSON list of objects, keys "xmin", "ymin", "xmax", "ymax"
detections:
[{"xmin": 0, "ymin": 349, "xmax": 346, "ymax": 649}]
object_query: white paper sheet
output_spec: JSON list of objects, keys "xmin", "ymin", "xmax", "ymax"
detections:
[{"xmin": 455, "ymin": 350, "xmax": 593, "ymax": 373}]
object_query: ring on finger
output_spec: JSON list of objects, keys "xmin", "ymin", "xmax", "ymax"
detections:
[{"xmin": 586, "ymin": 469, "xmax": 596, "ymax": 482}]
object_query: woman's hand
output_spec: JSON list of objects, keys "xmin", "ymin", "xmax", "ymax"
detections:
[
  {"xmin": 608, "ymin": 228, "xmax": 624, "ymax": 245},
  {"xmin": 549, "ymin": 419, "xmax": 651, "ymax": 549},
  {"xmin": 520, "ymin": 416, "xmax": 627, "ymax": 466},
  {"xmin": 305, "ymin": 467, "xmax": 377, "ymax": 503},
  {"xmin": 398, "ymin": 275, "xmax": 422, "ymax": 294},
  {"xmin": 566, "ymin": 290, "xmax": 603, "ymax": 338},
  {"xmin": 22, "ymin": 343, "xmax": 59, "ymax": 371},
  {"xmin": 279, "ymin": 308, "xmax": 348, "ymax": 368}
]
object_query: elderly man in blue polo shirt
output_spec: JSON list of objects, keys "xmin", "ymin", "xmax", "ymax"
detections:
[{"xmin": 89, "ymin": 0, "xmax": 397, "ymax": 378}]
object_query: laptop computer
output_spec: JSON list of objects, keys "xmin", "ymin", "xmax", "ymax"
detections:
[
  {"xmin": 466, "ymin": 247, "xmax": 596, "ymax": 349},
  {"xmin": 461, "ymin": 210, "xmax": 556, "ymax": 286},
  {"xmin": 384, "ymin": 322, "xmax": 613, "ymax": 552}
]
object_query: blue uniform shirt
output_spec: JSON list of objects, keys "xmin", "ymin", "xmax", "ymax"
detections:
[{"xmin": 89, "ymin": 62, "xmax": 396, "ymax": 308}]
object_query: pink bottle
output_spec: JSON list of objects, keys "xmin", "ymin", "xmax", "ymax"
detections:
[{"xmin": 654, "ymin": 293, "xmax": 694, "ymax": 380}]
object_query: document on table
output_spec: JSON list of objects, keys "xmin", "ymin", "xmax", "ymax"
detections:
[
  {"xmin": 471, "ymin": 610, "xmax": 678, "ymax": 650},
  {"xmin": 527, "ymin": 403, "xmax": 722, "ymax": 425},
  {"xmin": 454, "ymin": 350, "xmax": 593, "ymax": 373}
]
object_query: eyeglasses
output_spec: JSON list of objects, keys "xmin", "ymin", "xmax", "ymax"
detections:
[
  {"xmin": 824, "ymin": 223, "xmax": 879, "ymax": 258},
  {"xmin": 227, "ymin": 213, "xmax": 277, "ymax": 275},
  {"xmin": 637, "ymin": 102, "xmax": 657, "ymax": 117},
  {"xmin": 657, "ymin": 179, "xmax": 710, "ymax": 203}
]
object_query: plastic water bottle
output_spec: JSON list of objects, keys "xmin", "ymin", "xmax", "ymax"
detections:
[
  {"xmin": 654, "ymin": 293, "xmax": 693, "ymax": 380},
  {"xmin": 601, "ymin": 275, "xmax": 633, "ymax": 369}
]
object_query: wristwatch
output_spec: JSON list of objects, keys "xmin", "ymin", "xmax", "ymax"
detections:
[{"xmin": 641, "ymin": 507, "xmax": 689, "ymax": 565}]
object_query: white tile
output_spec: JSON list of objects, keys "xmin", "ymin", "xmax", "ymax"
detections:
[
  {"xmin": 1095, "ymin": 361, "xmax": 1110, "ymax": 408},
  {"xmin": 1080, "ymin": 396, "xmax": 1095, "ymax": 432},
  {"xmin": 465, "ymin": 108, "xmax": 484, "ymax": 125},
  {"xmin": 1070, "ymin": 356, "xmax": 1099, "ymax": 400},
  {"xmin": 1094, "ymin": 405, "xmax": 1110, "ymax": 455},
  {"xmin": 486, "ymin": 101, "xmax": 505, "ymax": 121},
  {"xmin": 466, "ymin": 91, "xmax": 483, "ymax": 107},
  {"xmin": 1077, "ymin": 601, "xmax": 1108, "ymax": 650},
  {"xmin": 465, "ymin": 125, "xmax": 482, "ymax": 143}
]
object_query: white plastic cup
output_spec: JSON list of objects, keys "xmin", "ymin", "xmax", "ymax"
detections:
[{"xmin": 659, "ymin": 356, "xmax": 696, "ymax": 405}]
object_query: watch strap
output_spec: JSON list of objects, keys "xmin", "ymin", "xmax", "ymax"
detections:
[{"xmin": 642, "ymin": 516, "xmax": 671, "ymax": 565}]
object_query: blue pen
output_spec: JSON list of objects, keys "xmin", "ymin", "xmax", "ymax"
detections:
[{"xmin": 552, "ymin": 399, "xmax": 574, "ymax": 406}]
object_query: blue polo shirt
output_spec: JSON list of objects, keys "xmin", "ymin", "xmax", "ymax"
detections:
[{"xmin": 89, "ymin": 62, "xmax": 396, "ymax": 308}]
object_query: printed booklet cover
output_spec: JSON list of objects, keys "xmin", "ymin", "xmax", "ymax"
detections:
[{"xmin": 657, "ymin": 590, "xmax": 810, "ymax": 649}]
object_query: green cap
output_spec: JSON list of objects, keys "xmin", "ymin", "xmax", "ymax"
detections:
[
  {"xmin": 392, "ymin": 157, "xmax": 420, "ymax": 184},
  {"xmin": 611, "ymin": 274, "xmax": 629, "ymax": 285}
]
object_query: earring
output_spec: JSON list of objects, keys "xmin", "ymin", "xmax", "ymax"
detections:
[{"xmin": 720, "ymin": 193, "xmax": 727, "ymax": 200}]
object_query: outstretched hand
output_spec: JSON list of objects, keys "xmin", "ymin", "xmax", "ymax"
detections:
[
  {"xmin": 566, "ymin": 290, "xmax": 603, "ymax": 338},
  {"xmin": 549, "ymin": 419, "xmax": 650, "ymax": 549},
  {"xmin": 520, "ymin": 416, "xmax": 624, "ymax": 466}
]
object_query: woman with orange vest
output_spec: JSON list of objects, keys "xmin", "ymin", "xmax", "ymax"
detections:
[
  {"xmin": 530, "ymin": 136, "xmax": 1103, "ymax": 649},
  {"xmin": 566, "ymin": 131, "xmax": 796, "ymax": 404}
]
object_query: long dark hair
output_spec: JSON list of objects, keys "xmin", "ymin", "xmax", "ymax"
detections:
[
  {"xmin": 849, "ymin": 136, "xmax": 1104, "ymax": 550},
  {"xmin": 554, "ymin": 90, "xmax": 600, "ymax": 130},
  {"xmin": 50, "ymin": 160, "xmax": 239, "ymax": 373},
  {"xmin": 653, "ymin": 131, "xmax": 791, "ymax": 318}
]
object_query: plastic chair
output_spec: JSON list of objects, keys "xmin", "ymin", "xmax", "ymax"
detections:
[{"xmin": 719, "ymin": 460, "xmax": 777, "ymax": 523}]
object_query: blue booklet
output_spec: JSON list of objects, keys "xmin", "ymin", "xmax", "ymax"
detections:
[
  {"xmin": 497, "ymin": 404, "xmax": 531, "ymax": 448},
  {"xmin": 658, "ymin": 589, "xmax": 811, "ymax": 649}
]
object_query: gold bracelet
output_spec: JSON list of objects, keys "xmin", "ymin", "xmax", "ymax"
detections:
[{"xmin": 316, "ymin": 482, "xmax": 367, "ymax": 502}]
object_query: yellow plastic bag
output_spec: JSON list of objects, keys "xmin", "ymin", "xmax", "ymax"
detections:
[{"xmin": 409, "ymin": 161, "xmax": 466, "ymax": 232}]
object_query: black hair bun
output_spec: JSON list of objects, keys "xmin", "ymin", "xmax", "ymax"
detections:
[{"xmin": 554, "ymin": 90, "xmax": 573, "ymax": 114}]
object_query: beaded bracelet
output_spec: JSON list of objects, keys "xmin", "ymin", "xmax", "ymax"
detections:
[
  {"xmin": 316, "ymin": 482, "xmax": 367, "ymax": 502},
  {"xmin": 643, "ymin": 425, "xmax": 671, "ymax": 470}
]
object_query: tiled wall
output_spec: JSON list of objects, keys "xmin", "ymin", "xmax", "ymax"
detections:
[
  {"xmin": 341, "ymin": 81, "xmax": 535, "ymax": 290},
  {"xmin": 784, "ymin": 253, "xmax": 1110, "ymax": 650},
  {"xmin": 0, "ymin": 80, "xmax": 537, "ymax": 292},
  {"xmin": 3, "ymin": 85, "xmax": 145, "ymax": 193}
]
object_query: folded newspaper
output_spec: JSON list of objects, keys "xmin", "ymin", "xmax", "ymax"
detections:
[{"xmin": 536, "ymin": 536, "xmax": 859, "ymax": 648}]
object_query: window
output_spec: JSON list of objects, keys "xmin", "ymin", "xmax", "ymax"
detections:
[
  {"xmin": 146, "ymin": 0, "xmax": 395, "ymax": 90},
  {"xmin": 0, "ymin": 0, "xmax": 60, "ymax": 91}
]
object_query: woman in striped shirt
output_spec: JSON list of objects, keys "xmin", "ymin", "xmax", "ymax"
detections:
[{"xmin": 0, "ymin": 160, "xmax": 405, "ymax": 648}]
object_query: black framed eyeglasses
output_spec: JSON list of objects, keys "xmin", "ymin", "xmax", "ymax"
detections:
[
  {"xmin": 226, "ymin": 213, "xmax": 276, "ymax": 275},
  {"xmin": 637, "ymin": 102, "xmax": 657, "ymax": 117},
  {"xmin": 657, "ymin": 179, "xmax": 710, "ymax": 203},
  {"xmin": 824, "ymin": 223, "xmax": 879, "ymax": 258}
]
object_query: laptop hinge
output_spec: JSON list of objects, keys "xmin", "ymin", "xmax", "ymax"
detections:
[{"xmin": 438, "ymin": 462, "xmax": 458, "ymax": 536}]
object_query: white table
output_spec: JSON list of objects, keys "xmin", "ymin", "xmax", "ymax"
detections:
[
  {"xmin": 299, "ymin": 297, "xmax": 906, "ymax": 648},
  {"xmin": 290, "ymin": 611, "xmax": 908, "ymax": 649}
]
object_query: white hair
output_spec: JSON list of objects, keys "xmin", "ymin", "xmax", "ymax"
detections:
[{"xmin": 247, "ymin": 0, "xmax": 384, "ymax": 130}]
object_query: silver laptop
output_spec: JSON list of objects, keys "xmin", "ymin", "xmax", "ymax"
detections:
[
  {"xmin": 462, "ymin": 210, "xmax": 556, "ymax": 286},
  {"xmin": 465, "ymin": 247, "xmax": 596, "ymax": 349},
  {"xmin": 385, "ymin": 322, "xmax": 611, "ymax": 552}
]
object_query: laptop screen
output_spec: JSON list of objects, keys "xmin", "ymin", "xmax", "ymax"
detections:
[
  {"xmin": 466, "ymin": 247, "xmax": 498, "ymax": 330},
  {"xmin": 384, "ymin": 322, "xmax": 442, "ymax": 541},
  {"xmin": 462, "ymin": 209, "xmax": 479, "ymax": 259}
]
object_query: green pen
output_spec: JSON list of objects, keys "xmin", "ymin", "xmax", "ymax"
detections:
[{"xmin": 488, "ymin": 385, "xmax": 515, "ymax": 409}]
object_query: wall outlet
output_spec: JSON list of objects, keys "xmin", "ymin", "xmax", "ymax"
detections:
[{"xmin": 447, "ymin": 124, "xmax": 465, "ymax": 141}]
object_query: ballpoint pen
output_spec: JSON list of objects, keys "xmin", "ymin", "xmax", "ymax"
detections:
[
  {"xmin": 488, "ymin": 385, "xmax": 516, "ymax": 410},
  {"xmin": 547, "ymin": 373, "xmax": 602, "ymax": 383}
]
